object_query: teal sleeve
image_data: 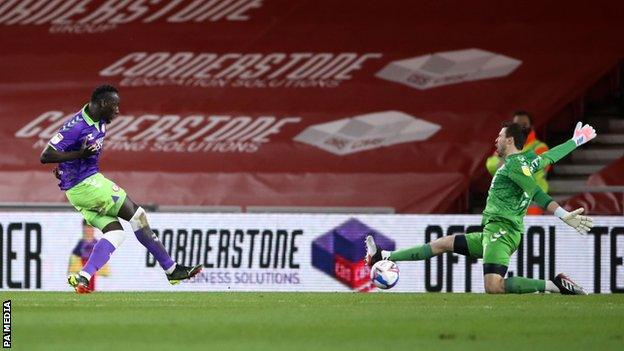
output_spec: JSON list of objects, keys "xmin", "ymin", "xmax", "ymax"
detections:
[
  {"xmin": 532, "ymin": 187, "xmax": 553, "ymax": 209},
  {"xmin": 532, "ymin": 139, "xmax": 577, "ymax": 171}
]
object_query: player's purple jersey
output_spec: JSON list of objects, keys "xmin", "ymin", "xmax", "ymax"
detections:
[{"xmin": 48, "ymin": 105, "xmax": 106, "ymax": 190}]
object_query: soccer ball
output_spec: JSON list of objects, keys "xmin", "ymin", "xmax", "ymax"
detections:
[{"xmin": 370, "ymin": 260, "xmax": 399, "ymax": 289}]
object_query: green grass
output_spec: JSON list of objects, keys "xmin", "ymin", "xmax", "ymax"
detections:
[{"xmin": 4, "ymin": 292, "xmax": 624, "ymax": 351}]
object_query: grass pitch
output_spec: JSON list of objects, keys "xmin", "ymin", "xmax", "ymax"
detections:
[{"xmin": 6, "ymin": 292, "xmax": 623, "ymax": 351}]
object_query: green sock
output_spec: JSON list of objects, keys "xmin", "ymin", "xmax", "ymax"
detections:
[
  {"xmin": 504, "ymin": 276, "xmax": 546, "ymax": 294},
  {"xmin": 388, "ymin": 244, "xmax": 433, "ymax": 261}
]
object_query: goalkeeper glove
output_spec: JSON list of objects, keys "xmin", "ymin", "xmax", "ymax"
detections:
[
  {"xmin": 555, "ymin": 207, "xmax": 593, "ymax": 235},
  {"xmin": 572, "ymin": 121, "xmax": 597, "ymax": 146}
]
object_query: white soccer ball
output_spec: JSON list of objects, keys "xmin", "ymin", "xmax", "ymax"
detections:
[{"xmin": 370, "ymin": 260, "xmax": 399, "ymax": 289}]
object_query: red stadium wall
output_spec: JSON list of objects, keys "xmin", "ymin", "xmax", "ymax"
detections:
[{"xmin": 1, "ymin": 1, "xmax": 624, "ymax": 211}]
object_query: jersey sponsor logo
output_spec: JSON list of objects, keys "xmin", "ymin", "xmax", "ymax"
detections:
[
  {"xmin": 530, "ymin": 157, "xmax": 541, "ymax": 172},
  {"xmin": 83, "ymin": 136, "xmax": 105, "ymax": 153},
  {"xmin": 50, "ymin": 132, "xmax": 64, "ymax": 145},
  {"xmin": 294, "ymin": 111, "xmax": 440, "ymax": 155},
  {"xmin": 99, "ymin": 52, "xmax": 383, "ymax": 89},
  {"xmin": 16, "ymin": 111, "xmax": 302, "ymax": 154},
  {"xmin": 376, "ymin": 48, "xmax": 521, "ymax": 90},
  {"xmin": 0, "ymin": 0, "xmax": 264, "ymax": 34},
  {"xmin": 521, "ymin": 165, "xmax": 532, "ymax": 176}
]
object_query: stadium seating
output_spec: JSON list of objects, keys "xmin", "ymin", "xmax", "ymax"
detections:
[{"xmin": 564, "ymin": 157, "xmax": 624, "ymax": 215}]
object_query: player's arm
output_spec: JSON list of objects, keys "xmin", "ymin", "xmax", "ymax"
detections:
[
  {"xmin": 544, "ymin": 196, "xmax": 593, "ymax": 235},
  {"xmin": 508, "ymin": 162, "xmax": 593, "ymax": 234},
  {"xmin": 530, "ymin": 140, "xmax": 576, "ymax": 172},
  {"xmin": 535, "ymin": 187, "xmax": 593, "ymax": 235},
  {"xmin": 531, "ymin": 122, "xmax": 596, "ymax": 171},
  {"xmin": 534, "ymin": 144, "xmax": 551, "ymax": 173},
  {"xmin": 39, "ymin": 126, "xmax": 97, "ymax": 164},
  {"xmin": 40, "ymin": 144, "xmax": 96, "ymax": 163}
]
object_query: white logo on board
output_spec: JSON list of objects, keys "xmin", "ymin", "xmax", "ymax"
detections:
[
  {"xmin": 17, "ymin": 111, "xmax": 301, "ymax": 154},
  {"xmin": 0, "ymin": 0, "xmax": 265, "ymax": 34},
  {"xmin": 293, "ymin": 111, "xmax": 440, "ymax": 155},
  {"xmin": 376, "ymin": 48, "xmax": 521, "ymax": 90},
  {"xmin": 99, "ymin": 52, "xmax": 383, "ymax": 88}
]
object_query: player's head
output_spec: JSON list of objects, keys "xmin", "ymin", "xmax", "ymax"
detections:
[
  {"xmin": 90, "ymin": 84, "xmax": 119, "ymax": 124},
  {"xmin": 496, "ymin": 121, "xmax": 529, "ymax": 157},
  {"xmin": 512, "ymin": 110, "xmax": 532, "ymax": 130}
]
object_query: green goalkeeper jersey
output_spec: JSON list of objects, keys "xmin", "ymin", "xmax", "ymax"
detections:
[{"xmin": 482, "ymin": 139, "xmax": 577, "ymax": 233}]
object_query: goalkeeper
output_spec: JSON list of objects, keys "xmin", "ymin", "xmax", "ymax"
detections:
[{"xmin": 366, "ymin": 121, "xmax": 596, "ymax": 294}]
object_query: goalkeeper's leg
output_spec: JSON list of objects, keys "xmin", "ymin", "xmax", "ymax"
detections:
[
  {"xmin": 481, "ymin": 229, "xmax": 544, "ymax": 294},
  {"xmin": 486, "ymin": 269, "xmax": 573, "ymax": 294},
  {"xmin": 482, "ymin": 229, "xmax": 577, "ymax": 294},
  {"xmin": 366, "ymin": 233, "xmax": 479, "ymax": 266}
]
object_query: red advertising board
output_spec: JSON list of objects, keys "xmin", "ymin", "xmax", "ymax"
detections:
[{"xmin": 1, "ymin": 1, "xmax": 623, "ymax": 211}]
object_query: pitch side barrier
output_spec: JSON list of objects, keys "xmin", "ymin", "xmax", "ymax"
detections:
[
  {"xmin": 0, "ymin": 203, "xmax": 395, "ymax": 214},
  {"xmin": 0, "ymin": 213, "xmax": 621, "ymax": 293}
]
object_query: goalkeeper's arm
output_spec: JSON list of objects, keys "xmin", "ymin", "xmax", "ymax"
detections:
[
  {"xmin": 531, "ymin": 121, "xmax": 597, "ymax": 172},
  {"xmin": 544, "ymin": 197, "xmax": 593, "ymax": 235},
  {"xmin": 532, "ymin": 187, "xmax": 593, "ymax": 235},
  {"xmin": 509, "ymin": 166, "xmax": 593, "ymax": 235},
  {"xmin": 531, "ymin": 140, "xmax": 576, "ymax": 172}
]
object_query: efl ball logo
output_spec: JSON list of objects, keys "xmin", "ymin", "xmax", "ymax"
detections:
[
  {"xmin": 376, "ymin": 48, "xmax": 521, "ymax": 90},
  {"xmin": 311, "ymin": 218, "xmax": 395, "ymax": 292}
]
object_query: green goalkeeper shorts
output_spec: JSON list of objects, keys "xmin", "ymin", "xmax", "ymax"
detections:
[
  {"xmin": 464, "ymin": 221, "xmax": 522, "ymax": 267},
  {"xmin": 65, "ymin": 173, "xmax": 127, "ymax": 230}
]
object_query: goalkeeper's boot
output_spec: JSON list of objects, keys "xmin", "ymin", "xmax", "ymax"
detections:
[
  {"xmin": 167, "ymin": 263, "xmax": 203, "ymax": 285},
  {"xmin": 68, "ymin": 274, "xmax": 92, "ymax": 294},
  {"xmin": 365, "ymin": 235, "xmax": 384, "ymax": 267},
  {"xmin": 554, "ymin": 273, "xmax": 588, "ymax": 295}
]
